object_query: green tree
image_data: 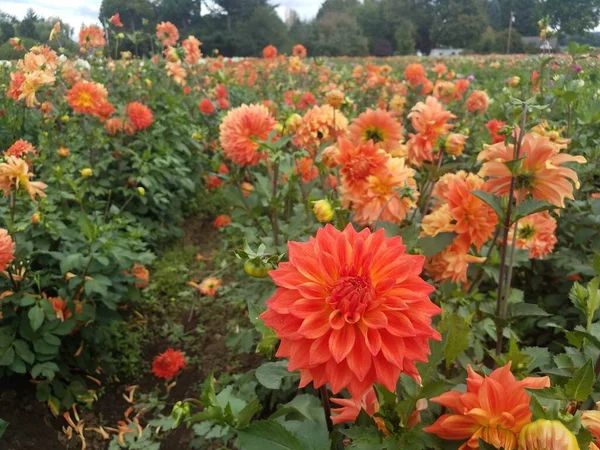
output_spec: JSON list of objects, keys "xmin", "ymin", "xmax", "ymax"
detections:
[
  {"xmin": 314, "ymin": 12, "xmax": 368, "ymax": 56},
  {"xmin": 156, "ymin": 0, "xmax": 202, "ymax": 29},
  {"xmin": 545, "ymin": 0, "xmax": 600, "ymax": 35},
  {"xmin": 18, "ymin": 9, "xmax": 39, "ymax": 39},
  {"xmin": 430, "ymin": 0, "xmax": 489, "ymax": 49},
  {"xmin": 316, "ymin": 0, "xmax": 361, "ymax": 19},
  {"xmin": 99, "ymin": 0, "xmax": 155, "ymax": 31},
  {"xmin": 493, "ymin": 0, "xmax": 543, "ymax": 36},
  {"xmin": 395, "ymin": 20, "xmax": 417, "ymax": 55},
  {"xmin": 235, "ymin": 5, "xmax": 288, "ymax": 56}
]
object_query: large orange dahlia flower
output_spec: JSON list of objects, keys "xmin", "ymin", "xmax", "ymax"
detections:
[
  {"xmin": 478, "ymin": 133, "xmax": 586, "ymax": 207},
  {"xmin": 424, "ymin": 363, "xmax": 549, "ymax": 450},
  {"xmin": 219, "ymin": 104, "xmax": 277, "ymax": 166},
  {"xmin": 348, "ymin": 109, "xmax": 403, "ymax": 154},
  {"xmin": 260, "ymin": 224, "xmax": 441, "ymax": 398}
]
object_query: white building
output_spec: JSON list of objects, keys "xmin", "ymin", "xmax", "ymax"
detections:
[{"xmin": 429, "ymin": 48, "xmax": 464, "ymax": 57}]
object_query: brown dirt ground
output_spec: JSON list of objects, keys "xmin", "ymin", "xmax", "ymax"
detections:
[{"xmin": 0, "ymin": 216, "xmax": 261, "ymax": 450}]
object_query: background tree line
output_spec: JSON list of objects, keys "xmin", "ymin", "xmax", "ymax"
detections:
[{"xmin": 1, "ymin": 0, "xmax": 600, "ymax": 59}]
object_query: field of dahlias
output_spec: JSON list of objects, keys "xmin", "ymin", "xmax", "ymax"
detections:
[{"xmin": 1, "ymin": 20, "xmax": 600, "ymax": 450}]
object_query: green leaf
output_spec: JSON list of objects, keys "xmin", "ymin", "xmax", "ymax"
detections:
[
  {"xmin": 522, "ymin": 347, "xmax": 551, "ymax": 370},
  {"xmin": 255, "ymin": 361, "xmax": 292, "ymax": 389},
  {"xmin": 565, "ymin": 358, "xmax": 595, "ymax": 402},
  {"xmin": 512, "ymin": 199, "xmax": 556, "ymax": 221},
  {"xmin": 237, "ymin": 420, "xmax": 304, "ymax": 450},
  {"xmin": 507, "ymin": 303, "xmax": 550, "ymax": 319},
  {"xmin": 13, "ymin": 340, "xmax": 34, "ymax": 364},
  {"xmin": 237, "ymin": 398, "xmax": 261, "ymax": 428},
  {"xmin": 472, "ymin": 190, "xmax": 504, "ymax": 219},
  {"xmin": 417, "ymin": 232, "xmax": 457, "ymax": 257},
  {"xmin": 0, "ymin": 419, "xmax": 8, "ymax": 438},
  {"xmin": 0, "ymin": 347, "xmax": 14, "ymax": 366},
  {"xmin": 270, "ymin": 394, "xmax": 324, "ymax": 424},
  {"xmin": 28, "ymin": 305, "xmax": 45, "ymax": 332},
  {"xmin": 439, "ymin": 314, "xmax": 471, "ymax": 370},
  {"xmin": 281, "ymin": 419, "xmax": 330, "ymax": 450},
  {"xmin": 592, "ymin": 253, "xmax": 600, "ymax": 275},
  {"xmin": 31, "ymin": 362, "xmax": 60, "ymax": 379}
]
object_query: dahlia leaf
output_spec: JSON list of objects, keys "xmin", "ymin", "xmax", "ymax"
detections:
[
  {"xmin": 565, "ymin": 358, "xmax": 595, "ymax": 402},
  {"xmin": 417, "ymin": 232, "xmax": 456, "ymax": 257},
  {"xmin": 28, "ymin": 305, "xmax": 45, "ymax": 332},
  {"xmin": 512, "ymin": 199, "xmax": 556, "ymax": 222},
  {"xmin": 237, "ymin": 420, "xmax": 305, "ymax": 450},
  {"xmin": 270, "ymin": 394, "xmax": 324, "ymax": 424},
  {"xmin": 282, "ymin": 419, "xmax": 329, "ymax": 450},
  {"xmin": 255, "ymin": 361, "xmax": 292, "ymax": 389},
  {"xmin": 472, "ymin": 190, "xmax": 504, "ymax": 219},
  {"xmin": 439, "ymin": 314, "xmax": 470, "ymax": 370}
]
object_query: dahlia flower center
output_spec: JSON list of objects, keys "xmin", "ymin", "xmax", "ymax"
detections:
[
  {"xmin": 351, "ymin": 158, "xmax": 372, "ymax": 179},
  {"xmin": 515, "ymin": 171, "xmax": 534, "ymax": 189},
  {"xmin": 328, "ymin": 275, "xmax": 374, "ymax": 323},
  {"xmin": 518, "ymin": 224, "xmax": 536, "ymax": 240},
  {"xmin": 365, "ymin": 127, "xmax": 385, "ymax": 143},
  {"xmin": 77, "ymin": 92, "xmax": 93, "ymax": 107}
]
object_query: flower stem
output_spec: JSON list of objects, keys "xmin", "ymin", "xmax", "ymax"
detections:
[
  {"xmin": 319, "ymin": 385, "xmax": 333, "ymax": 433},
  {"xmin": 495, "ymin": 105, "xmax": 527, "ymax": 355}
]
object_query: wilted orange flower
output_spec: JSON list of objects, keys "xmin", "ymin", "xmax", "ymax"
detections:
[
  {"xmin": 105, "ymin": 118, "xmax": 123, "ymax": 135},
  {"xmin": 478, "ymin": 133, "xmax": 586, "ymax": 207},
  {"xmin": 130, "ymin": 264, "xmax": 149, "ymax": 289},
  {"xmin": 421, "ymin": 204, "xmax": 456, "ymax": 237},
  {"xmin": 486, "ymin": 119, "xmax": 507, "ymax": 144},
  {"xmin": 79, "ymin": 25, "xmax": 105, "ymax": 49},
  {"xmin": 433, "ymin": 80, "xmax": 456, "ymax": 103},
  {"xmin": 10, "ymin": 37, "xmax": 24, "ymax": 51},
  {"xmin": 21, "ymin": 45, "xmax": 58, "ymax": 74},
  {"xmin": 182, "ymin": 35, "xmax": 202, "ymax": 64},
  {"xmin": 348, "ymin": 109, "xmax": 403, "ymax": 154},
  {"xmin": 335, "ymin": 137, "xmax": 388, "ymax": 198},
  {"xmin": 582, "ymin": 407, "xmax": 600, "ymax": 449},
  {"xmin": 292, "ymin": 44, "xmax": 307, "ymax": 58},
  {"xmin": 294, "ymin": 157, "xmax": 318, "ymax": 183},
  {"xmin": 156, "ymin": 21, "xmax": 179, "ymax": 46},
  {"xmin": 166, "ymin": 61, "xmax": 186, "ymax": 85},
  {"xmin": 424, "ymin": 363, "xmax": 549, "ymax": 450},
  {"xmin": 263, "ymin": 45, "xmax": 278, "ymax": 59},
  {"xmin": 446, "ymin": 175, "xmax": 498, "ymax": 251},
  {"xmin": 445, "ymin": 133, "xmax": 467, "ymax": 156},
  {"xmin": 509, "ymin": 211, "xmax": 557, "ymax": 259},
  {"xmin": 352, "ymin": 157, "xmax": 418, "ymax": 226},
  {"xmin": 0, "ymin": 156, "xmax": 47, "ymax": 200},
  {"xmin": 152, "ymin": 349, "xmax": 186, "ymax": 379},
  {"xmin": 0, "ymin": 229, "xmax": 15, "ymax": 272},
  {"xmin": 5, "ymin": 139, "xmax": 36, "ymax": 159},
  {"xmin": 199, "ymin": 276, "xmax": 222, "ymax": 296},
  {"xmin": 293, "ymin": 105, "xmax": 348, "ymax": 156},
  {"xmin": 404, "ymin": 63, "xmax": 427, "ymax": 87},
  {"xmin": 109, "ymin": 13, "xmax": 123, "ymax": 27},
  {"xmin": 530, "ymin": 120, "xmax": 570, "ymax": 148},
  {"xmin": 425, "ymin": 242, "xmax": 486, "ymax": 284},
  {"xmin": 19, "ymin": 71, "xmax": 55, "ymax": 107},
  {"xmin": 466, "ymin": 90, "xmax": 489, "ymax": 113},
  {"xmin": 7, "ymin": 71, "xmax": 25, "ymax": 101},
  {"xmin": 241, "ymin": 182, "xmax": 254, "ymax": 197},
  {"xmin": 49, "ymin": 297, "xmax": 71, "ymax": 321},
  {"xmin": 126, "ymin": 102, "xmax": 153, "ymax": 130},
  {"xmin": 66, "ymin": 81, "xmax": 109, "ymax": 117},
  {"xmin": 331, "ymin": 387, "xmax": 379, "ymax": 425},
  {"xmin": 213, "ymin": 214, "xmax": 231, "ymax": 228},
  {"xmin": 518, "ymin": 419, "xmax": 579, "ymax": 450},
  {"xmin": 260, "ymin": 224, "xmax": 440, "ymax": 398},
  {"xmin": 219, "ymin": 104, "xmax": 276, "ymax": 166},
  {"xmin": 407, "ymin": 96, "xmax": 455, "ymax": 165}
]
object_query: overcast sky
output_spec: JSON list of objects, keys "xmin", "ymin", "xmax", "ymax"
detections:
[{"xmin": 1, "ymin": 0, "xmax": 322, "ymax": 31}]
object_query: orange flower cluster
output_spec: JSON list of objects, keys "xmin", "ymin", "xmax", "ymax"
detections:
[
  {"xmin": 0, "ymin": 229, "xmax": 15, "ymax": 272},
  {"xmin": 407, "ymin": 96, "xmax": 455, "ymax": 166},
  {"xmin": 4, "ymin": 139, "xmax": 37, "ymax": 159},
  {"xmin": 8, "ymin": 46, "xmax": 57, "ymax": 107},
  {"xmin": 182, "ymin": 35, "xmax": 202, "ymax": 64},
  {"xmin": 293, "ymin": 105, "xmax": 348, "ymax": 156},
  {"xmin": 423, "ymin": 172, "xmax": 497, "ymax": 283}
]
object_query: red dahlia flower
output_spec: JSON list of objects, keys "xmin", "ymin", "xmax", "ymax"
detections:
[
  {"xmin": 260, "ymin": 224, "xmax": 441, "ymax": 398},
  {"xmin": 152, "ymin": 349, "xmax": 187, "ymax": 379}
]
